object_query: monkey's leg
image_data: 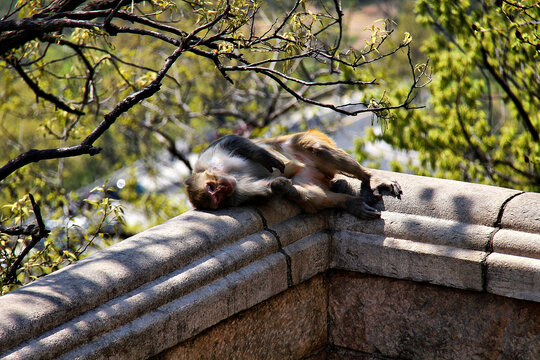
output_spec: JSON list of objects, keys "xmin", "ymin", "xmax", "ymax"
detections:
[
  {"xmin": 286, "ymin": 184, "xmax": 380, "ymax": 219},
  {"xmin": 210, "ymin": 135, "xmax": 285, "ymax": 173},
  {"xmin": 291, "ymin": 133, "xmax": 402, "ymax": 198}
]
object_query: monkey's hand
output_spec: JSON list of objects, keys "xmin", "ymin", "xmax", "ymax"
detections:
[
  {"xmin": 345, "ymin": 197, "xmax": 381, "ymax": 219},
  {"xmin": 265, "ymin": 157, "xmax": 286, "ymax": 174},
  {"xmin": 370, "ymin": 176, "xmax": 402, "ymax": 199}
]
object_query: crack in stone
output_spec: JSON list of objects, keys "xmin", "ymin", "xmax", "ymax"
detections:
[
  {"xmin": 253, "ymin": 208, "xmax": 293, "ymax": 287},
  {"xmin": 481, "ymin": 191, "xmax": 525, "ymax": 291}
]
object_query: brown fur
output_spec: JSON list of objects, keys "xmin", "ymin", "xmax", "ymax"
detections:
[{"xmin": 186, "ymin": 130, "xmax": 402, "ymax": 218}]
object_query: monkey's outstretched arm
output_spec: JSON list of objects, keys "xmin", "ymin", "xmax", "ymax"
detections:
[{"xmin": 209, "ymin": 135, "xmax": 285, "ymax": 173}]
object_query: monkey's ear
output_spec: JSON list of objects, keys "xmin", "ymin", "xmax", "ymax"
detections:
[{"xmin": 184, "ymin": 176, "xmax": 193, "ymax": 186}]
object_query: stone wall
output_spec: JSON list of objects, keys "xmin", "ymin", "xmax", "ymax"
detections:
[
  {"xmin": 154, "ymin": 271, "xmax": 540, "ymax": 360},
  {"xmin": 0, "ymin": 170, "xmax": 538, "ymax": 359},
  {"xmin": 328, "ymin": 271, "xmax": 539, "ymax": 359},
  {"xmin": 155, "ymin": 275, "xmax": 327, "ymax": 360}
]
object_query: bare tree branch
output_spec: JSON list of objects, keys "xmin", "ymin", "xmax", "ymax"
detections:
[
  {"xmin": 9, "ymin": 59, "xmax": 85, "ymax": 115},
  {"xmin": 2, "ymin": 194, "xmax": 50, "ymax": 285},
  {"xmin": 479, "ymin": 47, "xmax": 539, "ymax": 142},
  {"xmin": 139, "ymin": 120, "xmax": 192, "ymax": 172},
  {"xmin": 0, "ymin": 0, "xmax": 428, "ymax": 182},
  {"xmin": 0, "ymin": 145, "xmax": 101, "ymax": 181},
  {"xmin": 0, "ymin": 2, "xmax": 234, "ymax": 181}
]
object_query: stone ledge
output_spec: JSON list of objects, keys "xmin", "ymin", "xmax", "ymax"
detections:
[
  {"xmin": 492, "ymin": 229, "xmax": 540, "ymax": 259},
  {"xmin": 331, "ymin": 229, "xmax": 486, "ymax": 291},
  {"xmin": 334, "ymin": 211, "xmax": 493, "ymax": 251},
  {"xmin": 366, "ymin": 170, "xmax": 522, "ymax": 226},
  {"xmin": 0, "ymin": 208, "xmax": 264, "ymax": 354},
  {"xmin": 486, "ymin": 252, "xmax": 540, "ymax": 302},
  {"xmin": 59, "ymin": 253, "xmax": 288, "ymax": 360},
  {"xmin": 0, "ymin": 170, "xmax": 538, "ymax": 359},
  {"xmin": 155, "ymin": 274, "xmax": 327, "ymax": 360},
  {"xmin": 283, "ymin": 231, "xmax": 331, "ymax": 286},
  {"xmin": 500, "ymin": 192, "xmax": 540, "ymax": 233}
]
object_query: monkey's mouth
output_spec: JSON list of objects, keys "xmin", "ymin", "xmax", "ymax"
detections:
[{"xmin": 210, "ymin": 194, "xmax": 221, "ymax": 208}]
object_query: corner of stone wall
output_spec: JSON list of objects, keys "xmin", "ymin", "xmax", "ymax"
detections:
[
  {"xmin": 488, "ymin": 191, "xmax": 540, "ymax": 300},
  {"xmin": 331, "ymin": 170, "xmax": 540, "ymax": 302}
]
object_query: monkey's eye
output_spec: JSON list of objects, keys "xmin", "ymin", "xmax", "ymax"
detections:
[{"xmin": 206, "ymin": 183, "xmax": 215, "ymax": 193}]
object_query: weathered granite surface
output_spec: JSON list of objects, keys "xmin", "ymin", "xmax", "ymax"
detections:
[
  {"xmin": 328, "ymin": 271, "xmax": 540, "ymax": 360},
  {"xmin": 155, "ymin": 275, "xmax": 327, "ymax": 360}
]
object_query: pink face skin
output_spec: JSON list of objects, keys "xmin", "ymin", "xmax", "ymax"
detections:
[{"xmin": 206, "ymin": 176, "xmax": 236, "ymax": 208}]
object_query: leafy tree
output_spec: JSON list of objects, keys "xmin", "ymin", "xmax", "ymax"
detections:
[
  {"xmin": 359, "ymin": 0, "xmax": 539, "ymax": 190},
  {"xmin": 0, "ymin": 0, "xmax": 428, "ymax": 293}
]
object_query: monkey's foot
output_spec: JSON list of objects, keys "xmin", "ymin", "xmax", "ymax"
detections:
[
  {"xmin": 345, "ymin": 197, "xmax": 381, "ymax": 219},
  {"xmin": 270, "ymin": 177, "xmax": 292, "ymax": 195},
  {"xmin": 371, "ymin": 177, "xmax": 403, "ymax": 199}
]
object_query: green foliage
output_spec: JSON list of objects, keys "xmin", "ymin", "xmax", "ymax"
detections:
[
  {"xmin": 0, "ymin": 0, "xmax": 428, "ymax": 293},
  {"xmin": 0, "ymin": 186, "xmax": 125, "ymax": 294},
  {"xmin": 359, "ymin": 0, "xmax": 539, "ymax": 191}
]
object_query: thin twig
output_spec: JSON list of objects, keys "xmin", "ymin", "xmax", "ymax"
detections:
[
  {"xmin": 3, "ymin": 194, "xmax": 50, "ymax": 285},
  {"xmin": 10, "ymin": 60, "xmax": 85, "ymax": 116}
]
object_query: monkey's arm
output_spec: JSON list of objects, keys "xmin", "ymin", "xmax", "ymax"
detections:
[{"xmin": 210, "ymin": 135, "xmax": 285, "ymax": 173}]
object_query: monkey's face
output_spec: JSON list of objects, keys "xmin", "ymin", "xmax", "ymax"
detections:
[{"xmin": 185, "ymin": 171, "xmax": 236, "ymax": 209}]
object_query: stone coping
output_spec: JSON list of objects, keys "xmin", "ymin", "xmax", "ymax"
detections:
[{"xmin": 0, "ymin": 170, "xmax": 538, "ymax": 359}]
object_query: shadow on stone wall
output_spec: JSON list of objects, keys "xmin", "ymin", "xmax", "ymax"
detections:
[{"xmin": 0, "ymin": 170, "xmax": 538, "ymax": 359}]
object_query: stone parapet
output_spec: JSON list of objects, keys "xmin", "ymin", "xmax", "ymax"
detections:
[
  {"xmin": 332, "ymin": 171, "xmax": 538, "ymax": 301},
  {"xmin": 0, "ymin": 170, "xmax": 538, "ymax": 359}
]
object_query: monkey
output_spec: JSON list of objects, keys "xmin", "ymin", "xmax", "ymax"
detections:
[
  {"xmin": 184, "ymin": 134, "xmax": 291, "ymax": 210},
  {"xmin": 185, "ymin": 130, "xmax": 402, "ymax": 219}
]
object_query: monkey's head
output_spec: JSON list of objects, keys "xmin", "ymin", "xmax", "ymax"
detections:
[{"xmin": 185, "ymin": 171, "xmax": 236, "ymax": 210}]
